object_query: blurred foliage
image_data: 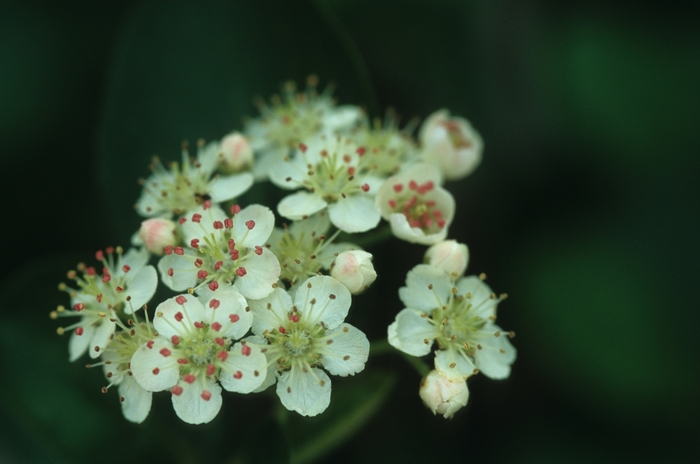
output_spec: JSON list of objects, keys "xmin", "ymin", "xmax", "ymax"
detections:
[{"xmin": 1, "ymin": 0, "xmax": 698, "ymax": 463}]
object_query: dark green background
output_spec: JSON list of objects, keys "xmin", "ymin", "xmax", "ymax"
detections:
[{"xmin": 1, "ymin": 0, "xmax": 698, "ymax": 462}]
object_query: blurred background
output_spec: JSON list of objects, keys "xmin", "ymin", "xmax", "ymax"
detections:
[{"xmin": 1, "ymin": 0, "xmax": 698, "ymax": 462}]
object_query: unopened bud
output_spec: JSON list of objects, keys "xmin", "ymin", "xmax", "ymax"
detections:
[
  {"xmin": 419, "ymin": 369, "xmax": 469, "ymax": 419},
  {"xmin": 419, "ymin": 109, "xmax": 483, "ymax": 181},
  {"xmin": 218, "ymin": 132, "xmax": 253, "ymax": 173},
  {"xmin": 425, "ymin": 240, "xmax": 469, "ymax": 279},
  {"xmin": 330, "ymin": 250, "xmax": 377, "ymax": 294},
  {"xmin": 138, "ymin": 218, "xmax": 179, "ymax": 255}
]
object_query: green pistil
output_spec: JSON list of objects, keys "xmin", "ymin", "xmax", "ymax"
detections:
[
  {"xmin": 433, "ymin": 294, "xmax": 485, "ymax": 355},
  {"xmin": 266, "ymin": 316, "xmax": 326, "ymax": 371}
]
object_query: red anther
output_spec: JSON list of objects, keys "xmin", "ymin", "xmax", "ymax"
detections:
[
  {"xmin": 96, "ymin": 294, "xmax": 103, "ymax": 303},
  {"xmin": 224, "ymin": 218, "xmax": 233, "ymax": 229},
  {"xmin": 203, "ymin": 200, "xmax": 212, "ymax": 210},
  {"xmin": 102, "ymin": 274, "xmax": 111, "ymax": 283},
  {"xmin": 122, "ymin": 265, "xmax": 131, "ymax": 273},
  {"xmin": 160, "ymin": 348, "xmax": 171, "ymax": 357},
  {"xmin": 422, "ymin": 180, "xmax": 435, "ymax": 191},
  {"xmin": 356, "ymin": 146, "xmax": 366, "ymax": 156},
  {"xmin": 217, "ymin": 350, "xmax": 228, "ymax": 361},
  {"xmin": 190, "ymin": 238, "xmax": 200, "ymax": 248},
  {"xmin": 254, "ymin": 246, "xmax": 263, "ymax": 256},
  {"xmin": 208, "ymin": 281, "xmax": 219, "ymax": 291},
  {"xmin": 233, "ymin": 371, "xmax": 243, "ymax": 379},
  {"xmin": 206, "ymin": 364, "xmax": 216, "ymax": 376},
  {"xmin": 405, "ymin": 195, "xmax": 418, "ymax": 208},
  {"xmin": 171, "ymin": 385, "xmax": 183, "ymax": 396},
  {"xmin": 437, "ymin": 219, "xmax": 446, "ymax": 228},
  {"xmin": 425, "ymin": 200, "xmax": 436, "ymax": 207},
  {"xmin": 230, "ymin": 204, "xmax": 241, "ymax": 214},
  {"xmin": 106, "ymin": 247, "xmax": 114, "ymax": 255},
  {"xmin": 194, "ymin": 321, "xmax": 205, "ymax": 329},
  {"xmin": 192, "ymin": 213, "xmax": 202, "ymax": 223},
  {"xmin": 348, "ymin": 166, "xmax": 356, "ymax": 176},
  {"xmin": 171, "ymin": 335, "xmax": 180, "ymax": 345},
  {"xmin": 241, "ymin": 344, "xmax": 251, "ymax": 356},
  {"xmin": 164, "ymin": 245, "xmax": 173, "ymax": 255},
  {"xmin": 177, "ymin": 216, "xmax": 186, "ymax": 225},
  {"xmin": 289, "ymin": 314, "xmax": 300, "ymax": 323},
  {"xmin": 174, "ymin": 312, "xmax": 184, "ymax": 321},
  {"xmin": 95, "ymin": 250, "xmax": 104, "ymax": 261},
  {"xmin": 228, "ymin": 239, "xmax": 235, "ymax": 251},
  {"xmin": 215, "ymin": 337, "xmax": 225, "ymax": 346},
  {"xmin": 73, "ymin": 303, "xmax": 85, "ymax": 311},
  {"xmin": 197, "ymin": 270, "xmax": 208, "ymax": 279},
  {"xmin": 299, "ymin": 143, "xmax": 308, "ymax": 153},
  {"xmin": 152, "ymin": 367, "xmax": 160, "ymax": 375},
  {"xmin": 393, "ymin": 183, "xmax": 403, "ymax": 193},
  {"xmin": 209, "ymin": 299, "xmax": 220, "ymax": 309},
  {"xmin": 168, "ymin": 267, "xmax": 174, "ymax": 277},
  {"xmin": 194, "ymin": 258, "xmax": 203, "ymax": 268},
  {"xmin": 86, "ymin": 267, "xmax": 96, "ymax": 276},
  {"xmin": 245, "ymin": 220, "xmax": 255, "ymax": 230},
  {"xmin": 214, "ymin": 261, "xmax": 223, "ymax": 271},
  {"xmin": 184, "ymin": 374, "xmax": 196, "ymax": 384},
  {"xmin": 115, "ymin": 286, "xmax": 123, "ymax": 293},
  {"xmin": 320, "ymin": 149, "xmax": 328, "ymax": 157},
  {"xmin": 408, "ymin": 180, "xmax": 418, "ymax": 190},
  {"xmin": 388, "ymin": 199, "xmax": 397, "ymax": 208},
  {"xmin": 230, "ymin": 249, "xmax": 239, "ymax": 260},
  {"xmin": 146, "ymin": 340, "xmax": 155, "ymax": 349},
  {"xmin": 409, "ymin": 219, "xmax": 421, "ymax": 228},
  {"xmin": 201, "ymin": 390, "xmax": 212, "ymax": 401},
  {"xmin": 213, "ymin": 221, "xmax": 223, "ymax": 229},
  {"xmin": 229, "ymin": 314, "xmax": 240, "ymax": 323},
  {"xmin": 177, "ymin": 358, "xmax": 188, "ymax": 364},
  {"xmin": 175, "ymin": 295, "xmax": 187, "ymax": 305},
  {"xmin": 278, "ymin": 326, "xmax": 287, "ymax": 334},
  {"xmin": 343, "ymin": 154, "xmax": 351, "ymax": 163},
  {"xmin": 211, "ymin": 322, "xmax": 222, "ymax": 331},
  {"xmin": 174, "ymin": 247, "xmax": 184, "ymax": 255},
  {"xmin": 433, "ymin": 209, "xmax": 443, "ymax": 218},
  {"xmin": 361, "ymin": 183, "xmax": 370, "ymax": 192},
  {"xmin": 75, "ymin": 327, "xmax": 84, "ymax": 336},
  {"xmin": 236, "ymin": 267, "xmax": 247, "ymax": 277}
]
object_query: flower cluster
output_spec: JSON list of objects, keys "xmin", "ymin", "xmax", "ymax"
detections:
[{"xmin": 53, "ymin": 76, "xmax": 511, "ymax": 425}]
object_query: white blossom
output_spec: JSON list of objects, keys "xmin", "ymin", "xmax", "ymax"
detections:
[
  {"xmin": 137, "ymin": 218, "xmax": 179, "ymax": 255},
  {"xmin": 419, "ymin": 369, "xmax": 470, "ymax": 419},
  {"xmin": 424, "ymin": 240, "xmax": 469, "ymax": 279},
  {"xmin": 330, "ymin": 250, "xmax": 377, "ymax": 294}
]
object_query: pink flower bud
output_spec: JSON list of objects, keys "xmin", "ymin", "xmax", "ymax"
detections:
[
  {"xmin": 419, "ymin": 370, "xmax": 469, "ymax": 419},
  {"xmin": 419, "ymin": 109, "xmax": 483, "ymax": 181},
  {"xmin": 218, "ymin": 132, "xmax": 253, "ymax": 173},
  {"xmin": 425, "ymin": 240, "xmax": 469, "ymax": 279},
  {"xmin": 330, "ymin": 250, "xmax": 377, "ymax": 294},
  {"xmin": 138, "ymin": 218, "xmax": 179, "ymax": 255}
]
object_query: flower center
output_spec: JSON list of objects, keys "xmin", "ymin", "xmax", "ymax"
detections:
[{"xmin": 387, "ymin": 180, "xmax": 446, "ymax": 233}]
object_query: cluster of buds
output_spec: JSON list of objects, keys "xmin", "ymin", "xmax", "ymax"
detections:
[{"xmin": 53, "ymin": 76, "xmax": 511, "ymax": 425}]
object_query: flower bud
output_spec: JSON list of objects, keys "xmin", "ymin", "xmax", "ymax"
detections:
[
  {"xmin": 419, "ymin": 109, "xmax": 483, "ymax": 181},
  {"xmin": 419, "ymin": 369, "xmax": 469, "ymax": 419},
  {"xmin": 138, "ymin": 218, "xmax": 179, "ymax": 255},
  {"xmin": 217, "ymin": 132, "xmax": 253, "ymax": 173},
  {"xmin": 330, "ymin": 250, "xmax": 377, "ymax": 294},
  {"xmin": 425, "ymin": 240, "xmax": 469, "ymax": 279}
]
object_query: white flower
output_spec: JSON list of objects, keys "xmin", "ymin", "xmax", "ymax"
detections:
[
  {"xmin": 130, "ymin": 292, "xmax": 267, "ymax": 424},
  {"xmin": 137, "ymin": 218, "xmax": 179, "ymax": 255},
  {"xmin": 217, "ymin": 132, "xmax": 254, "ymax": 173},
  {"xmin": 245, "ymin": 76, "xmax": 362, "ymax": 180},
  {"xmin": 419, "ymin": 109, "xmax": 483, "ymax": 181},
  {"xmin": 388, "ymin": 264, "xmax": 516, "ymax": 381},
  {"xmin": 248, "ymin": 275, "xmax": 369, "ymax": 416},
  {"xmin": 270, "ymin": 134, "xmax": 383, "ymax": 233},
  {"xmin": 424, "ymin": 240, "xmax": 469, "ymax": 279},
  {"xmin": 419, "ymin": 369, "xmax": 470, "ymax": 419},
  {"xmin": 54, "ymin": 246, "xmax": 157, "ymax": 360},
  {"xmin": 158, "ymin": 203, "xmax": 280, "ymax": 301},
  {"xmin": 330, "ymin": 250, "xmax": 377, "ymax": 294},
  {"xmin": 136, "ymin": 139, "xmax": 254, "ymax": 218},
  {"xmin": 375, "ymin": 164, "xmax": 455, "ymax": 245},
  {"xmin": 266, "ymin": 211, "xmax": 358, "ymax": 291}
]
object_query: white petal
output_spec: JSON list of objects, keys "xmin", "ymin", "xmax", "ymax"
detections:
[
  {"xmin": 130, "ymin": 338, "xmax": 180, "ymax": 392},
  {"xmin": 276, "ymin": 367, "xmax": 331, "ymax": 416},
  {"xmin": 277, "ymin": 192, "xmax": 327, "ymax": 220},
  {"xmin": 294, "ymin": 275, "xmax": 351, "ymax": 330},
  {"xmin": 244, "ymin": 336, "xmax": 278, "ymax": 393},
  {"xmin": 324, "ymin": 105, "xmax": 362, "ymax": 130},
  {"xmin": 472, "ymin": 325, "xmax": 517, "ymax": 380},
  {"xmin": 153, "ymin": 295, "xmax": 206, "ymax": 340},
  {"xmin": 249, "ymin": 287, "xmax": 292, "ymax": 336},
  {"xmin": 435, "ymin": 348, "xmax": 476, "ymax": 381},
  {"xmin": 319, "ymin": 323, "xmax": 369, "ymax": 376},
  {"xmin": 456, "ymin": 275, "xmax": 498, "ymax": 320},
  {"xmin": 124, "ymin": 265, "xmax": 157, "ymax": 312},
  {"xmin": 219, "ymin": 341, "xmax": 268, "ymax": 393},
  {"xmin": 389, "ymin": 213, "xmax": 448, "ymax": 245},
  {"xmin": 232, "ymin": 248, "xmax": 280, "ymax": 300},
  {"xmin": 68, "ymin": 324, "xmax": 94, "ymax": 361},
  {"xmin": 399, "ymin": 264, "xmax": 451, "ymax": 312},
  {"xmin": 136, "ymin": 188, "xmax": 165, "ymax": 218},
  {"xmin": 172, "ymin": 379, "xmax": 223, "ymax": 424},
  {"xmin": 196, "ymin": 140, "xmax": 220, "ymax": 175},
  {"xmin": 328, "ymin": 196, "xmax": 381, "ymax": 233},
  {"xmin": 205, "ymin": 290, "xmax": 252, "ymax": 340},
  {"xmin": 208, "ymin": 173, "xmax": 254, "ymax": 203},
  {"xmin": 389, "ymin": 309, "xmax": 438, "ymax": 356},
  {"xmin": 118, "ymin": 375, "xmax": 152, "ymax": 424},
  {"xmin": 253, "ymin": 146, "xmax": 289, "ymax": 181},
  {"xmin": 158, "ymin": 253, "xmax": 198, "ymax": 292},
  {"xmin": 233, "ymin": 204, "xmax": 275, "ymax": 247},
  {"xmin": 119, "ymin": 247, "xmax": 150, "ymax": 272},
  {"xmin": 180, "ymin": 205, "xmax": 228, "ymax": 244},
  {"xmin": 89, "ymin": 317, "xmax": 116, "ymax": 359}
]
